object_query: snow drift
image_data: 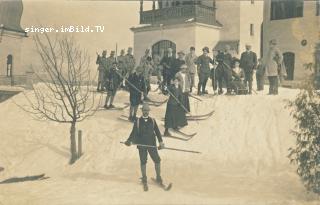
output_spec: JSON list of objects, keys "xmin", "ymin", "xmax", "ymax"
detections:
[{"xmin": 0, "ymin": 86, "xmax": 319, "ymax": 205}]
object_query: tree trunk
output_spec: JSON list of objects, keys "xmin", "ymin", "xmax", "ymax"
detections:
[{"xmin": 69, "ymin": 122, "xmax": 77, "ymax": 164}]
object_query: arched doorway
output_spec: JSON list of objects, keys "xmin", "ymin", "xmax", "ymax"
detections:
[
  {"xmin": 152, "ymin": 40, "xmax": 176, "ymax": 58},
  {"xmin": 283, "ymin": 52, "xmax": 295, "ymax": 80}
]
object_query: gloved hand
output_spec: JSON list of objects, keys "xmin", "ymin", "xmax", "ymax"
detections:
[
  {"xmin": 124, "ymin": 140, "xmax": 131, "ymax": 146},
  {"xmin": 159, "ymin": 142, "xmax": 165, "ymax": 150}
]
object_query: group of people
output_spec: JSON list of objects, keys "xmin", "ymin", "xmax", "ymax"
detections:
[{"xmin": 96, "ymin": 38, "xmax": 286, "ymax": 191}]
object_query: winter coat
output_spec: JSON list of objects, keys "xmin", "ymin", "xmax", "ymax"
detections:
[
  {"xmin": 195, "ymin": 54, "xmax": 214, "ymax": 76},
  {"xmin": 239, "ymin": 51, "xmax": 257, "ymax": 73},
  {"xmin": 263, "ymin": 47, "xmax": 283, "ymax": 77}
]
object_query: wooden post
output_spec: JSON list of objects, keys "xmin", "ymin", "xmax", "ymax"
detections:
[
  {"xmin": 152, "ymin": 0, "xmax": 156, "ymax": 10},
  {"xmin": 78, "ymin": 130, "xmax": 82, "ymax": 158},
  {"xmin": 140, "ymin": 0, "xmax": 143, "ymax": 13}
]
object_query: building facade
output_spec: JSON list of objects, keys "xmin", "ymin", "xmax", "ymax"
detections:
[
  {"xmin": 263, "ymin": 0, "xmax": 320, "ymax": 81},
  {"xmin": 131, "ymin": 0, "xmax": 263, "ymax": 63},
  {"xmin": 0, "ymin": 0, "xmax": 27, "ymax": 86}
]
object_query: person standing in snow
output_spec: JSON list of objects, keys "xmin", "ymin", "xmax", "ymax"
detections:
[
  {"xmin": 195, "ymin": 47, "xmax": 214, "ymax": 95},
  {"xmin": 263, "ymin": 39, "xmax": 283, "ymax": 95},
  {"xmin": 127, "ymin": 66, "xmax": 145, "ymax": 122},
  {"xmin": 161, "ymin": 48, "xmax": 176, "ymax": 88},
  {"xmin": 96, "ymin": 50, "xmax": 108, "ymax": 92},
  {"xmin": 164, "ymin": 78, "xmax": 188, "ymax": 137},
  {"xmin": 104, "ymin": 62, "xmax": 121, "ymax": 109},
  {"xmin": 124, "ymin": 103, "xmax": 165, "ymax": 191},
  {"xmin": 175, "ymin": 64, "xmax": 191, "ymax": 112},
  {"xmin": 256, "ymin": 58, "xmax": 265, "ymax": 91},
  {"xmin": 185, "ymin": 47, "xmax": 197, "ymax": 93},
  {"xmin": 239, "ymin": 44, "xmax": 257, "ymax": 94}
]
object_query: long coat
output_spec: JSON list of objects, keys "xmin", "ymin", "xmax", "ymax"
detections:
[
  {"xmin": 239, "ymin": 51, "xmax": 257, "ymax": 73},
  {"xmin": 124, "ymin": 54, "xmax": 136, "ymax": 74},
  {"xmin": 128, "ymin": 72, "xmax": 145, "ymax": 106},
  {"xmin": 161, "ymin": 55, "xmax": 175, "ymax": 83},
  {"xmin": 263, "ymin": 47, "xmax": 283, "ymax": 77},
  {"xmin": 96, "ymin": 56, "xmax": 107, "ymax": 81},
  {"xmin": 165, "ymin": 85, "xmax": 187, "ymax": 129}
]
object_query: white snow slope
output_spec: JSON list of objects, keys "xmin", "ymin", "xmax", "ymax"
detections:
[{"xmin": 0, "ymin": 87, "xmax": 319, "ymax": 205}]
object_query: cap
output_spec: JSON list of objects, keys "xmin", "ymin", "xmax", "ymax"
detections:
[{"xmin": 177, "ymin": 50, "xmax": 185, "ymax": 55}]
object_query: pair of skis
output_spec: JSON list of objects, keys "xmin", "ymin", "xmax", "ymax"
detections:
[
  {"xmin": 161, "ymin": 110, "xmax": 215, "ymax": 122},
  {"xmin": 164, "ymin": 129, "xmax": 196, "ymax": 141},
  {"xmin": 140, "ymin": 177, "xmax": 172, "ymax": 191}
]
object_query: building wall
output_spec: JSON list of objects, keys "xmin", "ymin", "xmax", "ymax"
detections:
[
  {"xmin": 263, "ymin": 0, "xmax": 319, "ymax": 80},
  {"xmin": 0, "ymin": 33, "xmax": 24, "ymax": 76},
  {"xmin": 215, "ymin": 0, "xmax": 240, "ymax": 42},
  {"xmin": 132, "ymin": 24, "xmax": 196, "ymax": 63},
  {"xmin": 239, "ymin": 0, "xmax": 263, "ymax": 58},
  {"xmin": 194, "ymin": 24, "xmax": 221, "ymax": 55}
]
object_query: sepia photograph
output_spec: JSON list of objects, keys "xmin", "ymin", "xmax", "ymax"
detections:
[{"xmin": 0, "ymin": 0, "xmax": 320, "ymax": 204}]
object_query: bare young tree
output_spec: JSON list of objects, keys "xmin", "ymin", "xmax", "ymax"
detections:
[{"xmin": 21, "ymin": 33, "xmax": 101, "ymax": 164}]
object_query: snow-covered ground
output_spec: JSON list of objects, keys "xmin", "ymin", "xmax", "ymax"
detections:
[{"xmin": 0, "ymin": 86, "xmax": 319, "ymax": 205}]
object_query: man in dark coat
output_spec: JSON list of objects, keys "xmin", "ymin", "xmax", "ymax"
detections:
[
  {"xmin": 160, "ymin": 48, "xmax": 175, "ymax": 88},
  {"xmin": 172, "ymin": 51, "xmax": 186, "ymax": 78},
  {"xmin": 125, "ymin": 103, "xmax": 165, "ymax": 191},
  {"xmin": 104, "ymin": 62, "xmax": 121, "ymax": 109},
  {"xmin": 215, "ymin": 51, "xmax": 233, "ymax": 95},
  {"xmin": 195, "ymin": 47, "xmax": 214, "ymax": 95},
  {"xmin": 128, "ymin": 66, "xmax": 145, "ymax": 121},
  {"xmin": 240, "ymin": 44, "xmax": 257, "ymax": 94}
]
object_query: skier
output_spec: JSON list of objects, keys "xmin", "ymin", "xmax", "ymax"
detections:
[
  {"xmin": 215, "ymin": 51, "xmax": 233, "ymax": 95},
  {"xmin": 124, "ymin": 103, "xmax": 165, "ymax": 191},
  {"xmin": 96, "ymin": 50, "xmax": 108, "ymax": 92},
  {"xmin": 195, "ymin": 47, "xmax": 214, "ymax": 95},
  {"xmin": 163, "ymin": 78, "xmax": 188, "ymax": 137},
  {"xmin": 104, "ymin": 62, "xmax": 121, "ymax": 109},
  {"xmin": 185, "ymin": 47, "xmax": 197, "ymax": 93},
  {"xmin": 175, "ymin": 64, "xmax": 191, "ymax": 112},
  {"xmin": 127, "ymin": 66, "xmax": 145, "ymax": 122}
]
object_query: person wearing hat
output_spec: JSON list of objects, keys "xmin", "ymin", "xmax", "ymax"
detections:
[
  {"xmin": 185, "ymin": 46, "xmax": 197, "ymax": 93},
  {"xmin": 195, "ymin": 46, "xmax": 214, "ymax": 95},
  {"xmin": 104, "ymin": 62, "xmax": 121, "ymax": 109},
  {"xmin": 127, "ymin": 66, "xmax": 145, "ymax": 121},
  {"xmin": 263, "ymin": 39, "xmax": 283, "ymax": 95},
  {"xmin": 175, "ymin": 64, "xmax": 191, "ymax": 112},
  {"xmin": 106, "ymin": 50, "xmax": 117, "ymax": 76},
  {"xmin": 164, "ymin": 77, "xmax": 188, "ymax": 137},
  {"xmin": 96, "ymin": 50, "xmax": 108, "ymax": 92},
  {"xmin": 117, "ymin": 49, "xmax": 127, "ymax": 88},
  {"xmin": 160, "ymin": 47, "xmax": 176, "ymax": 88},
  {"xmin": 124, "ymin": 102, "xmax": 165, "ymax": 191},
  {"xmin": 124, "ymin": 47, "xmax": 136, "ymax": 76},
  {"xmin": 239, "ymin": 44, "xmax": 257, "ymax": 94},
  {"xmin": 172, "ymin": 50, "xmax": 186, "ymax": 79}
]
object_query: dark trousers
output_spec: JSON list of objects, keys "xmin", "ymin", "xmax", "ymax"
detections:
[
  {"xmin": 198, "ymin": 73, "xmax": 209, "ymax": 94},
  {"xmin": 256, "ymin": 75, "xmax": 264, "ymax": 91},
  {"xmin": 268, "ymin": 76, "xmax": 278, "ymax": 95},
  {"xmin": 244, "ymin": 72, "xmax": 253, "ymax": 93},
  {"xmin": 138, "ymin": 147, "xmax": 161, "ymax": 165}
]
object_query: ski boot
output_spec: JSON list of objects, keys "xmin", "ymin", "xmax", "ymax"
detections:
[{"xmin": 109, "ymin": 104, "xmax": 115, "ymax": 109}]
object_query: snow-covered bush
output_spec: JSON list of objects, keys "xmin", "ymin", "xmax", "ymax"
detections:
[{"xmin": 288, "ymin": 72, "xmax": 320, "ymax": 195}]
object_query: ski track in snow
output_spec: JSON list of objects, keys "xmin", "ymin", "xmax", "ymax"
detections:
[{"xmin": 0, "ymin": 85, "xmax": 319, "ymax": 204}]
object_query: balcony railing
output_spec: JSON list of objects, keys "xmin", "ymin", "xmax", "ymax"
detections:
[{"xmin": 140, "ymin": 4, "xmax": 217, "ymax": 26}]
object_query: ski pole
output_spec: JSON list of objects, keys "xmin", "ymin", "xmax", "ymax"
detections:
[
  {"xmin": 115, "ymin": 70, "xmax": 144, "ymax": 95},
  {"xmin": 120, "ymin": 142, "xmax": 201, "ymax": 154}
]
